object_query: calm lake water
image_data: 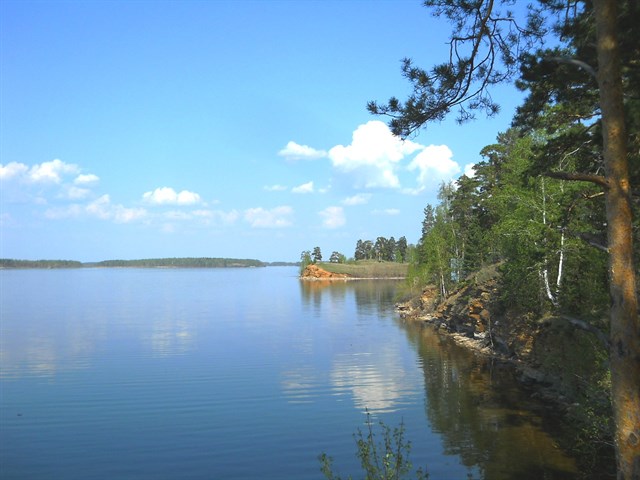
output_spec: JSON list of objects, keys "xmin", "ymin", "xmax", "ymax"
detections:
[{"xmin": 0, "ymin": 267, "xmax": 594, "ymax": 479}]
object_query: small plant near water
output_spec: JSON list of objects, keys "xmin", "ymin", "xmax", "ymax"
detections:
[{"xmin": 319, "ymin": 413, "xmax": 429, "ymax": 480}]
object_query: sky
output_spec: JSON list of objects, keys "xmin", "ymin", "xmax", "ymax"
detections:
[{"xmin": 1, "ymin": 0, "xmax": 528, "ymax": 263}]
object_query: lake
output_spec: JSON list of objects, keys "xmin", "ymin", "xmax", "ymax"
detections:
[{"xmin": 0, "ymin": 267, "xmax": 594, "ymax": 479}]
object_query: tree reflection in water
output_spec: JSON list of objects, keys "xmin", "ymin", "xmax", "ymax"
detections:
[{"xmin": 402, "ymin": 321, "xmax": 612, "ymax": 480}]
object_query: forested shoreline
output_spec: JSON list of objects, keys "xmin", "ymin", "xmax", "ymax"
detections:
[
  {"xmin": 0, "ymin": 258, "xmax": 267, "ymax": 269},
  {"xmin": 363, "ymin": 1, "xmax": 639, "ymax": 477}
]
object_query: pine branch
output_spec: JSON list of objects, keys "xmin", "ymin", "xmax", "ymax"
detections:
[{"xmin": 545, "ymin": 171, "xmax": 609, "ymax": 188}]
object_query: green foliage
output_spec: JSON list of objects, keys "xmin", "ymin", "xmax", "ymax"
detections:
[
  {"xmin": 410, "ymin": 124, "xmax": 614, "ymax": 318},
  {"xmin": 300, "ymin": 250, "xmax": 313, "ymax": 274},
  {"xmin": 330, "ymin": 251, "xmax": 347, "ymax": 264},
  {"xmin": 93, "ymin": 257, "xmax": 264, "ymax": 268},
  {"xmin": 0, "ymin": 259, "xmax": 83, "ymax": 269},
  {"xmin": 319, "ymin": 414, "xmax": 428, "ymax": 480},
  {"xmin": 355, "ymin": 237, "xmax": 408, "ymax": 263},
  {"xmin": 1, "ymin": 257, "xmax": 275, "ymax": 269}
]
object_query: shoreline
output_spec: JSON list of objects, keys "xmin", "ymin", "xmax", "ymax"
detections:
[
  {"xmin": 300, "ymin": 276, "xmax": 406, "ymax": 281},
  {"xmin": 396, "ymin": 307, "xmax": 598, "ymax": 413}
]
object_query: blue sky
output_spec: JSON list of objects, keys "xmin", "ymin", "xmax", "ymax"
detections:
[{"xmin": 1, "ymin": 0, "xmax": 526, "ymax": 263}]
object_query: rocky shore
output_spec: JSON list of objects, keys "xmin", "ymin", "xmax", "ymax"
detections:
[{"xmin": 395, "ymin": 264, "xmax": 611, "ymax": 417}]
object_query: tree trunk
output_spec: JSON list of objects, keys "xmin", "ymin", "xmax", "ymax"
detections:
[
  {"xmin": 593, "ymin": 0, "xmax": 640, "ymax": 478},
  {"xmin": 540, "ymin": 177, "xmax": 560, "ymax": 306}
]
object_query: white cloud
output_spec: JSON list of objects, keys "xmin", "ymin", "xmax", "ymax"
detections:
[
  {"xmin": 164, "ymin": 210, "xmax": 192, "ymax": 220},
  {"xmin": 278, "ymin": 141, "xmax": 327, "ymax": 161},
  {"xmin": 85, "ymin": 195, "xmax": 118, "ymax": 221},
  {"xmin": 319, "ymin": 206, "xmax": 345, "ymax": 229},
  {"xmin": 46, "ymin": 194, "xmax": 147, "ymax": 223},
  {"xmin": 244, "ymin": 206, "xmax": 293, "ymax": 228},
  {"xmin": 328, "ymin": 121, "xmax": 423, "ymax": 189},
  {"xmin": 407, "ymin": 144, "xmax": 460, "ymax": 189},
  {"xmin": 143, "ymin": 187, "xmax": 202, "ymax": 206},
  {"xmin": 463, "ymin": 163, "xmax": 476, "ymax": 178},
  {"xmin": 74, "ymin": 173, "xmax": 100, "ymax": 185},
  {"xmin": 192, "ymin": 209, "xmax": 240, "ymax": 225},
  {"xmin": 112, "ymin": 204, "xmax": 147, "ymax": 223},
  {"xmin": 45, "ymin": 204, "xmax": 83, "ymax": 220},
  {"xmin": 0, "ymin": 162, "xmax": 28, "ymax": 180},
  {"xmin": 1, "ymin": 159, "xmax": 85, "ymax": 184},
  {"xmin": 372, "ymin": 208, "xmax": 400, "ymax": 216},
  {"xmin": 28, "ymin": 159, "xmax": 80, "ymax": 183},
  {"xmin": 264, "ymin": 184, "xmax": 287, "ymax": 192},
  {"xmin": 342, "ymin": 193, "xmax": 372, "ymax": 206},
  {"xmin": 0, "ymin": 159, "xmax": 99, "ymax": 199},
  {"xmin": 291, "ymin": 181, "xmax": 314, "ymax": 194},
  {"xmin": 66, "ymin": 186, "xmax": 92, "ymax": 200},
  {"xmin": 89, "ymin": 195, "xmax": 146, "ymax": 223}
]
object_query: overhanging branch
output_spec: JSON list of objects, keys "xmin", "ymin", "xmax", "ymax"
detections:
[
  {"xmin": 545, "ymin": 171, "xmax": 609, "ymax": 188},
  {"xmin": 547, "ymin": 56, "xmax": 597, "ymax": 79}
]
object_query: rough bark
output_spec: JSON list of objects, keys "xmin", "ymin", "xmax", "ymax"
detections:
[{"xmin": 593, "ymin": 0, "xmax": 640, "ymax": 478}]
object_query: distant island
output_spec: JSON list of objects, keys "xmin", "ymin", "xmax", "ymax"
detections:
[{"xmin": 0, "ymin": 258, "xmax": 296, "ymax": 269}]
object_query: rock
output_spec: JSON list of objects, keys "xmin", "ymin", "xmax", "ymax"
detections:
[
  {"xmin": 458, "ymin": 324, "xmax": 476, "ymax": 338},
  {"xmin": 300, "ymin": 264, "xmax": 350, "ymax": 280}
]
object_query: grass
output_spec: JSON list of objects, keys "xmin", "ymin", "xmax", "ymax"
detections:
[{"xmin": 317, "ymin": 260, "xmax": 409, "ymax": 279}]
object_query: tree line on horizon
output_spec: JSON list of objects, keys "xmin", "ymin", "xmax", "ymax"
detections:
[
  {"xmin": 0, "ymin": 257, "xmax": 266, "ymax": 269},
  {"xmin": 0, "ymin": 259, "xmax": 84, "ymax": 269}
]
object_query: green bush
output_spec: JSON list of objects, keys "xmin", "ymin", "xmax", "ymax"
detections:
[{"xmin": 319, "ymin": 413, "xmax": 428, "ymax": 480}]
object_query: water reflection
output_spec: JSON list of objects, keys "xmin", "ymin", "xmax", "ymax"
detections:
[
  {"xmin": 402, "ymin": 321, "xmax": 581, "ymax": 480},
  {"xmin": 146, "ymin": 318, "xmax": 193, "ymax": 357},
  {"xmin": 293, "ymin": 279, "xmax": 421, "ymax": 414},
  {"xmin": 330, "ymin": 348, "xmax": 416, "ymax": 413},
  {"xmin": 0, "ymin": 269, "xmax": 203, "ymax": 378},
  {"xmin": 0, "ymin": 304, "xmax": 105, "ymax": 378},
  {"xmin": 299, "ymin": 278, "xmax": 400, "ymax": 315}
]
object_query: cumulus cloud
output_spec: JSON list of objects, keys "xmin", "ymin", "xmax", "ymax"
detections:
[
  {"xmin": 244, "ymin": 206, "xmax": 293, "ymax": 228},
  {"xmin": 28, "ymin": 159, "xmax": 80, "ymax": 183},
  {"xmin": 264, "ymin": 184, "xmax": 287, "ymax": 192},
  {"xmin": 65, "ymin": 186, "xmax": 92, "ymax": 200},
  {"xmin": 46, "ymin": 194, "xmax": 147, "ymax": 223},
  {"xmin": 328, "ymin": 121, "xmax": 423, "ymax": 189},
  {"xmin": 192, "ymin": 209, "xmax": 240, "ymax": 225},
  {"xmin": 342, "ymin": 193, "xmax": 372, "ymax": 206},
  {"xmin": 1, "ymin": 159, "xmax": 102, "ymax": 201},
  {"xmin": 372, "ymin": 208, "xmax": 400, "ymax": 216},
  {"xmin": 143, "ymin": 187, "xmax": 202, "ymax": 206},
  {"xmin": 278, "ymin": 141, "xmax": 327, "ymax": 161},
  {"xmin": 74, "ymin": 173, "xmax": 100, "ymax": 185},
  {"xmin": 160, "ymin": 209, "xmax": 240, "ymax": 226},
  {"xmin": 319, "ymin": 206, "xmax": 345, "ymax": 229},
  {"xmin": 1, "ymin": 159, "xmax": 89, "ymax": 184},
  {"xmin": 407, "ymin": 145, "xmax": 460, "ymax": 191},
  {"xmin": 0, "ymin": 162, "xmax": 29, "ymax": 180},
  {"xmin": 85, "ymin": 195, "xmax": 147, "ymax": 223},
  {"xmin": 291, "ymin": 181, "xmax": 314, "ymax": 194}
]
